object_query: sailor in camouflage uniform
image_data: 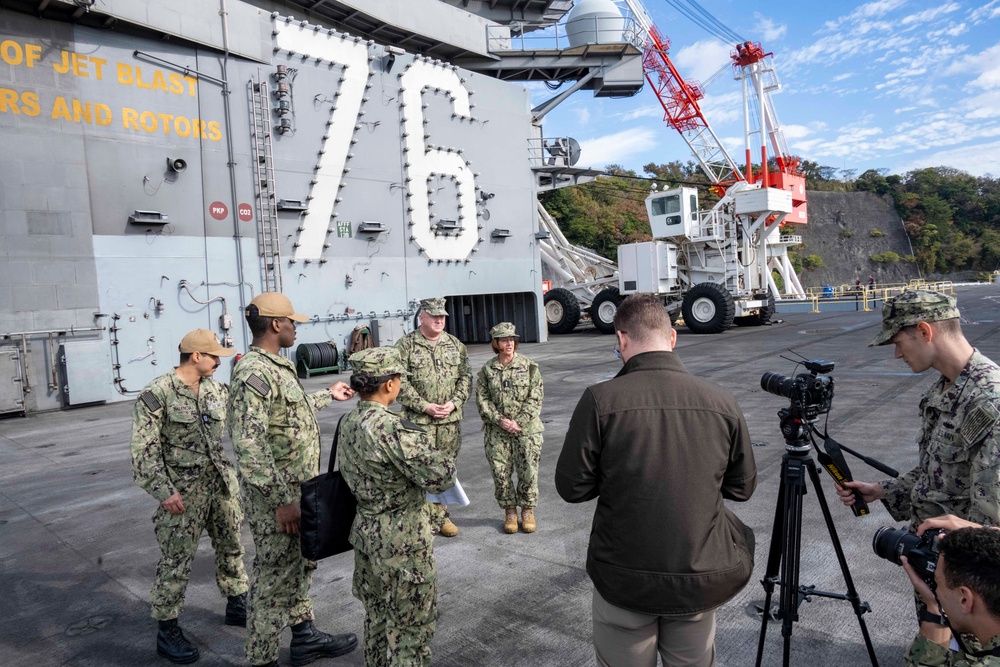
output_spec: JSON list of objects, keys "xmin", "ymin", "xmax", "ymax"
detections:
[
  {"xmin": 837, "ymin": 290, "xmax": 1000, "ymax": 637},
  {"xmin": 395, "ymin": 297, "xmax": 472, "ymax": 537},
  {"xmin": 902, "ymin": 521, "xmax": 1000, "ymax": 667},
  {"xmin": 131, "ymin": 329, "xmax": 249, "ymax": 664},
  {"xmin": 340, "ymin": 347, "xmax": 456, "ymax": 667},
  {"xmin": 228, "ymin": 292, "xmax": 358, "ymax": 667},
  {"xmin": 475, "ymin": 322, "xmax": 544, "ymax": 534}
]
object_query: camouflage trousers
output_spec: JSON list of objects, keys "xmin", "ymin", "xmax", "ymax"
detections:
[
  {"xmin": 244, "ymin": 488, "xmax": 316, "ymax": 665},
  {"xmin": 150, "ymin": 470, "xmax": 248, "ymax": 620},
  {"xmin": 425, "ymin": 421, "xmax": 462, "ymax": 527},
  {"xmin": 484, "ymin": 427, "xmax": 543, "ymax": 509},
  {"xmin": 352, "ymin": 547, "xmax": 436, "ymax": 667},
  {"xmin": 424, "ymin": 420, "xmax": 462, "ymax": 462}
]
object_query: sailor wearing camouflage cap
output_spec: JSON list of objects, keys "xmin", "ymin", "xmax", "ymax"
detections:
[
  {"xmin": 419, "ymin": 297, "xmax": 449, "ymax": 316},
  {"xmin": 476, "ymin": 323, "xmax": 544, "ymax": 534},
  {"xmin": 836, "ymin": 289, "xmax": 1000, "ymax": 643},
  {"xmin": 868, "ymin": 289, "xmax": 961, "ymax": 347},
  {"xmin": 348, "ymin": 346, "xmax": 410, "ymax": 378},
  {"xmin": 339, "ymin": 346, "xmax": 456, "ymax": 666},
  {"xmin": 395, "ymin": 297, "xmax": 472, "ymax": 538}
]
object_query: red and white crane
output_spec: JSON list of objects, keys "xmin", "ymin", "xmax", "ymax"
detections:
[{"xmin": 621, "ymin": 0, "xmax": 806, "ymax": 224}]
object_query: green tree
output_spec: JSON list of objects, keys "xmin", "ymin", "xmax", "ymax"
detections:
[{"xmin": 801, "ymin": 254, "xmax": 824, "ymax": 270}]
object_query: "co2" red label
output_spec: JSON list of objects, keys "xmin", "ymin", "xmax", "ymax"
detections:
[{"xmin": 238, "ymin": 203, "xmax": 253, "ymax": 222}]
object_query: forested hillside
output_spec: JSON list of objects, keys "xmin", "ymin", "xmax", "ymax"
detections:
[{"xmin": 538, "ymin": 162, "xmax": 1000, "ymax": 285}]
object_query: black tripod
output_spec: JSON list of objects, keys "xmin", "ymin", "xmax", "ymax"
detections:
[{"xmin": 754, "ymin": 409, "xmax": 879, "ymax": 667}]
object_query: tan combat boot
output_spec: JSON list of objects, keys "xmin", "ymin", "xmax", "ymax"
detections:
[
  {"xmin": 439, "ymin": 518, "xmax": 459, "ymax": 537},
  {"xmin": 521, "ymin": 508, "xmax": 536, "ymax": 533},
  {"xmin": 503, "ymin": 507, "xmax": 518, "ymax": 534}
]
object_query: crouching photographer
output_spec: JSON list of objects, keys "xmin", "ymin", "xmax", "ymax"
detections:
[{"xmin": 896, "ymin": 516, "xmax": 1000, "ymax": 666}]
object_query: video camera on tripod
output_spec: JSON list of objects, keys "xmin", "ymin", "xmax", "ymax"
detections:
[
  {"xmin": 759, "ymin": 359, "xmax": 896, "ymax": 516},
  {"xmin": 754, "ymin": 356, "xmax": 898, "ymax": 667},
  {"xmin": 761, "ymin": 359, "xmax": 835, "ymax": 420}
]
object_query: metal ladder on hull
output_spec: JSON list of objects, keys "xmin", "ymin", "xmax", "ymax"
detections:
[{"xmin": 248, "ymin": 76, "xmax": 282, "ymax": 293}]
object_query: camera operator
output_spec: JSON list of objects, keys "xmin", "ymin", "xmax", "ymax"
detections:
[
  {"xmin": 902, "ymin": 522, "xmax": 1000, "ymax": 666},
  {"xmin": 836, "ymin": 289, "xmax": 1000, "ymax": 530}
]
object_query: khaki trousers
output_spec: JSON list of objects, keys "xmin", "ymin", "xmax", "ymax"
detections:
[{"xmin": 592, "ymin": 588, "xmax": 716, "ymax": 667}]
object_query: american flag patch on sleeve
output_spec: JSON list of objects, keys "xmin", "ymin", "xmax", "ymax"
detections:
[
  {"xmin": 247, "ymin": 373, "xmax": 271, "ymax": 398},
  {"xmin": 962, "ymin": 401, "xmax": 1000, "ymax": 445},
  {"xmin": 139, "ymin": 391, "xmax": 162, "ymax": 412}
]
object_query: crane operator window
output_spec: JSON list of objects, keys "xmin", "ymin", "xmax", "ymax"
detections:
[{"xmin": 651, "ymin": 194, "xmax": 682, "ymax": 226}]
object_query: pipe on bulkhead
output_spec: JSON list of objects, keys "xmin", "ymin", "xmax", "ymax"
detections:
[{"xmin": 218, "ymin": 0, "xmax": 251, "ymax": 347}]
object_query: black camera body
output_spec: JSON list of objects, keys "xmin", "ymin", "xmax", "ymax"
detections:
[
  {"xmin": 760, "ymin": 359, "xmax": 835, "ymax": 420},
  {"xmin": 872, "ymin": 527, "xmax": 942, "ymax": 585}
]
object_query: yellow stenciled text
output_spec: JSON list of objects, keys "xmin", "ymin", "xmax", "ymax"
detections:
[
  {"xmin": 120, "ymin": 107, "xmax": 222, "ymax": 141},
  {"xmin": 117, "ymin": 64, "xmax": 197, "ymax": 96},
  {"xmin": 50, "ymin": 96, "xmax": 113, "ymax": 125},
  {"xmin": 52, "ymin": 51, "xmax": 107, "ymax": 79},
  {"xmin": 0, "ymin": 88, "xmax": 41, "ymax": 116},
  {"xmin": 0, "ymin": 39, "xmax": 42, "ymax": 68}
]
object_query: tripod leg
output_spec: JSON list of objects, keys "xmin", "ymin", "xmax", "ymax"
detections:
[
  {"xmin": 805, "ymin": 461, "xmax": 879, "ymax": 667},
  {"xmin": 755, "ymin": 476, "xmax": 787, "ymax": 667},
  {"xmin": 779, "ymin": 456, "xmax": 806, "ymax": 667}
]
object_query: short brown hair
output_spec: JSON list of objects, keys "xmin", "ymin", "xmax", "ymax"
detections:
[
  {"xmin": 614, "ymin": 294, "xmax": 670, "ymax": 343},
  {"xmin": 491, "ymin": 338, "xmax": 519, "ymax": 354},
  {"xmin": 897, "ymin": 318, "xmax": 962, "ymax": 340}
]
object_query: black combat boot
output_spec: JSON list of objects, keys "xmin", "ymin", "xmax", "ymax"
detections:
[
  {"xmin": 156, "ymin": 619, "xmax": 200, "ymax": 664},
  {"xmin": 289, "ymin": 620, "xmax": 358, "ymax": 666},
  {"xmin": 224, "ymin": 592, "xmax": 247, "ymax": 627}
]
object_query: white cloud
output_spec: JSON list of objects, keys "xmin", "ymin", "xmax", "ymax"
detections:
[
  {"xmin": 893, "ymin": 138, "xmax": 1000, "ymax": 176},
  {"xmin": 928, "ymin": 22, "xmax": 968, "ymax": 38},
  {"xmin": 832, "ymin": 73, "xmax": 854, "ymax": 82},
  {"xmin": 900, "ymin": 3, "xmax": 961, "ymax": 26},
  {"xmin": 963, "ymin": 90, "xmax": 1000, "ymax": 118},
  {"xmin": 782, "ymin": 124, "xmax": 814, "ymax": 140},
  {"xmin": 673, "ymin": 39, "xmax": 732, "ymax": 84},
  {"xmin": 619, "ymin": 106, "xmax": 662, "ymax": 121},
  {"xmin": 574, "ymin": 107, "xmax": 591, "ymax": 125},
  {"xmin": 698, "ymin": 91, "xmax": 742, "ymax": 126},
  {"xmin": 969, "ymin": 0, "xmax": 1000, "ymax": 24},
  {"xmin": 753, "ymin": 13, "xmax": 787, "ymax": 41},
  {"xmin": 823, "ymin": 0, "xmax": 907, "ymax": 30},
  {"xmin": 577, "ymin": 128, "xmax": 659, "ymax": 168}
]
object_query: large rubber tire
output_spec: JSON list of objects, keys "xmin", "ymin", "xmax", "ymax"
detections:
[
  {"xmin": 590, "ymin": 287, "xmax": 622, "ymax": 335},
  {"xmin": 544, "ymin": 287, "xmax": 581, "ymax": 335},
  {"xmin": 681, "ymin": 282, "xmax": 735, "ymax": 334},
  {"xmin": 733, "ymin": 291, "xmax": 776, "ymax": 327}
]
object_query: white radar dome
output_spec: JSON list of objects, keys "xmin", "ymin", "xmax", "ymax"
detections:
[{"xmin": 565, "ymin": 0, "xmax": 625, "ymax": 47}]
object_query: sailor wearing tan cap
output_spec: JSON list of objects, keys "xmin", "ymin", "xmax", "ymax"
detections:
[
  {"xmin": 228, "ymin": 292, "xmax": 358, "ymax": 667},
  {"xmin": 130, "ymin": 329, "xmax": 249, "ymax": 664}
]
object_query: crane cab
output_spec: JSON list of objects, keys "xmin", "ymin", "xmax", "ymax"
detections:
[{"xmin": 646, "ymin": 187, "xmax": 699, "ymax": 240}]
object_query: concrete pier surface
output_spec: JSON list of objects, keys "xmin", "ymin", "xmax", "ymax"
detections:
[{"xmin": 2, "ymin": 284, "xmax": 998, "ymax": 666}]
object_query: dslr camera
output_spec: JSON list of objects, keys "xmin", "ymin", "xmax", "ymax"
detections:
[
  {"xmin": 872, "ymin": 527, "xmax": 942, "ymax": 586},
  {"xmin": 760, "ymin": 359, "xmax": 835, "ymax": 420}
]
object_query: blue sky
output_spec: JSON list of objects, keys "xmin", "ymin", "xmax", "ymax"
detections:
[{"xmin": 532, "ymin": 0, "xmax": 1000, "ymax": 179}]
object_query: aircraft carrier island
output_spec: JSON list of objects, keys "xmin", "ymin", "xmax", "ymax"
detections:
[{"xmin": 0, "ymin": 0, "xmax": 646, "ymax": 415}]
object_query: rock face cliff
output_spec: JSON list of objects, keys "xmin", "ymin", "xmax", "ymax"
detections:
[{"xmin": 792, "ymin": 190, "xmax": 920, "ymax": 288}]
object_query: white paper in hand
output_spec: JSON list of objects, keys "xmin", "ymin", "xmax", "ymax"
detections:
[{"xmin": 426, "ymin": 477, "xmax": 470, "ymax": 507}]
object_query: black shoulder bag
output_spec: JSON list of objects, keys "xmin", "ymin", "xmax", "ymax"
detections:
[{"xmin": 300, "ymin": 415, "xmax": 357, "ymax": 560}]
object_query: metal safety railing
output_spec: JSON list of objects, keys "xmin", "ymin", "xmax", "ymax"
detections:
[
  {"xmin": 797, "ymin": 279, "xmax": 957, "ymax": 313},
  {"xmin": 485, "ymin": 15, "xmax": 644, "ymax": 54}
]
